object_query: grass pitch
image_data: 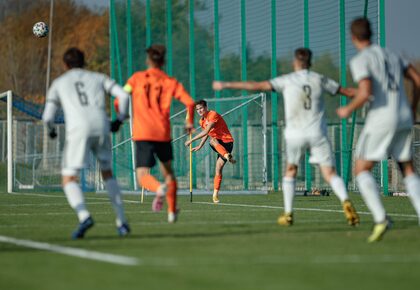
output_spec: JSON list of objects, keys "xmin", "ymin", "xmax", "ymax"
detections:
[{"xmin": 1, "ymin": 185, "xmax": 420, "ymax": 290}]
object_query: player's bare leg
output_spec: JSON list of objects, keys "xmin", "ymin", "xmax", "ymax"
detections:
[
  {"xmin": 355, "ymin": 159, "xmax": 390, "ymax": 242},
  {"xmin": 399, "ymin": 161, "xmax": 420, "ymax": 225},
  {"xmin": 278, "ymin": 164, "xmax": 297, "ymax": 226},
  {"xmin": 160, "ymin": 160, "xmax": 179, "ymax": 223},
  {"xmin": 320, "ymin": 166, "xmax": 359, "ymax": 226},
  {"xmin": 213, "ymin": 157, "xmax": 226, "ymax": 203}
]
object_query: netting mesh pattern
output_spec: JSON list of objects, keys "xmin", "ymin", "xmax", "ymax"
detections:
[
  {"xmin": 112, "ymin": 94, "xmax": 267, "ymax": 192},
  {"xmin": 5, "ymin": 0, "xmax": 399, "ymax": 194},
  {"xmin": 109, "ymin": 0, "xmax": 382, "ymax": 192}
]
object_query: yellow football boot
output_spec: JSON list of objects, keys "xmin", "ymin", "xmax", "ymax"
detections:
[
  {"xmin": 367, "ymin": 217, "xmax": 392, "ymax": 243},
  {"xmin": 277, "ymin": 212, "xmax": 293, "ymax": 226},
  {"xmin": 342, "ymin": 200, "xmax": 360, "ymax": 226}
]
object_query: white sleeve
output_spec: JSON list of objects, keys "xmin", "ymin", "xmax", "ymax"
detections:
[
  {"xmin": 269, "ymin": 76, "xmax": 287, "ymax": 93},
  {"xmin": 103, "ymin": 75, "xmax": 130, "ymax": 121},
  {"xmin": 42, "ymin": 84, "xmax": 60, "ymax": 128},
  {"xmin": 400, "ymin": 56, "xmax": 410, "ymax": 72},
  {"xmin": 350, "ymin": 55, "xmax": 370, "ymax": 83},
  {"xmin": 321, "ymin": 76, "xmax": 340, "ymax": 95}
]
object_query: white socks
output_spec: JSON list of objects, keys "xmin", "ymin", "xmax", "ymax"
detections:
[
  {"xmin": 64, "ymin": 181, "xmax": 90, "ymax": 222},
  {"xmin": 356, "ymin": 171, "xmax": 386, "ymax": 223},
  {"xmin": 282, "ymin": 177, "xmax": 295, "ymax": 213},
  {"xmin": 404, "ymin": 174, "xmax": 420, "ymax": 224},
  {"xmin": 329, "ymin": 175, "xmax": 349, "ymax": 203},
  {"xmin": 105, "ymin": 178, "xmax": 127, "ymax": 227}
]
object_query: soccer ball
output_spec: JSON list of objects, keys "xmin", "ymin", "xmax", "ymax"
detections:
[{"xmin": 32, "ymin": 22, "xmax": 49, "ymax": 38}]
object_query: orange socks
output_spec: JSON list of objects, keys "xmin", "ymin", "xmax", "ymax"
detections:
[
  {"xmin": 213, "ymin": 143, "xmax": 228, "ymax": 156},
  {"xmin": 140, "ymin": 175, "xmax": 177, "ymax": 213},
  {"xmin": 214, "ymin": 175, "xmax": 223, "ymax": 191},
  {"xmin": 166, "ymin": 180, "xmax": 177, "ymax": 213},
  {"xmin": 139, "ymin": 174, "xmax": 160, "ymax": 193}
]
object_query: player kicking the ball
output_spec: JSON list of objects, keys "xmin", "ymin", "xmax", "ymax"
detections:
[
  {"xmin": 337, "ymin": 18, "xmax": 420, "ymax": 242},
  {"xmin": 213, "ymin": 47, "xmax": 360, "ymax": 227},
  {"xmin": 42, "ymin": 48, "xmax": 131, "ymax": 239},
  {"xmin": 184, "ymin": 100, "xmax": 236, "ymax": 203}
]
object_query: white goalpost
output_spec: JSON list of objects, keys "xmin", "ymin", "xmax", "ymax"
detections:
[{"xmin": 0, "ymin": 90, "xmax": 13, "ymax": 193}]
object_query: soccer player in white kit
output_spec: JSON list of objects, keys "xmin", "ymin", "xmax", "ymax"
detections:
[
  {"xmin": 213, "ymin": 47, "xmax": 360, "ymax": 227},
  {"xmin": 42, "ymin": 48, "xmax": 131, "ymax": 239},
  {"xmin": 337, "ymin": 18, "xmax": 420, "ymax": 242}
]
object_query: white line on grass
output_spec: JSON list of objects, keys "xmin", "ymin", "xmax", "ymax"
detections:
[
  {"xmin": 194, "ymin": 201, "xmax": 419, "ymax": 219},
  {"xmin": 10, "ymin": 192, "xmax": 419, "ymax": 219},
  {"xmin": 0, "ymin": 235, "xmax": 140, "ymax": 266}
]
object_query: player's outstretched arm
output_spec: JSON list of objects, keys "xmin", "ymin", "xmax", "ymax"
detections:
[
  {"xmin": 337, "ymin": 78, "xmax": 371, "ymax": 119},
  {"xmin": 213, "ymin": 80, "xmax": 272, "ymax": 91},
  {"xmin": 338, "ymin": 87, "xmax": 358, "ymax": 98},
  {"xmin": 405, "ymin": 64, "xmax": 420, "ymax": 122},
  {"xmin": 191, "ymin": 135, "xmax": 209, "ymax": 152}
]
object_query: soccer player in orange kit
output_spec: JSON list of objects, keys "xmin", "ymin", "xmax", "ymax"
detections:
[
  {"xmin": 184, "ymin": 100, "xmax": 235, "ymax": 203},
  {"xmin": 114, "ymin": 44, "xmax": 195, "ymax": 223}
]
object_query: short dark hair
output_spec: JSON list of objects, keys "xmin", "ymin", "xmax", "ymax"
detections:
[
  {"xmin": 195, "ymin": 99, "xmax": 207, "ymax": 108},
  {"xmin": 294, "ymin": 48, "xmax": 312, "ymax": 68},
  {"xmin": 63, "ymin": 47, "xmax": 85, "ymax": 68},
  {"xmin": 351, "ymin": 17, "xmax": 372, "ymax": 41},
  {"xmin": 146, "ymin": 44, "xmax": 166, "ymax": 67}
]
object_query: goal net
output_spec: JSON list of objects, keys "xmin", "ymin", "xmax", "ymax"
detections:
[
  {"xmin": 2, "ymin": 91, "xmax": 268, "ymax": 194},
  {"xmin": 1, "ymin": 90, "xmax": 101, "ymax": 193},
  {"xmin": 111, "ymin": 93, "xmax": 268, "ymax": 195},
  {"xmin": 2, "ymin": 90, "xmax": 420, "ymax": 196}
]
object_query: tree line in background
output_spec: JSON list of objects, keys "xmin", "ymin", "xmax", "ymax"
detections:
[
  {"xmin": 0, "ymin": 0, "xmax": 418, "ymax": 121},
  {"xmin": 0, "ymin": 0, "xmax": 108, "ymax": 100}
]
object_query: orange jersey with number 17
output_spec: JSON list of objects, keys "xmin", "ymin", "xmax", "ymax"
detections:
[{"xmin": 117, "ymin": 67, "xmax": 195, "ymax": 142}]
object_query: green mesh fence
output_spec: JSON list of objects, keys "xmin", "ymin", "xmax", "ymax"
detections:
[
  {"xmin": 4, "ymin": 1, "xmax": 419, "ymax": 195},
  {"xmin": 109, "ymin": 0, "xmax": 388, "ymax": 193}
]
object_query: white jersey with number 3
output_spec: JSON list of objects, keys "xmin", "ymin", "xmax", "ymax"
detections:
[
  {"xmin": 350, "ymin": 44, "xmax": 412, "ymax": 132},
  {"xmin": 270, "ymin": 69, "xmax": 340, "ymax": 139},
  {"xmin": 46, "ymin": 68, "xmax": 118, "ymax": 136}
]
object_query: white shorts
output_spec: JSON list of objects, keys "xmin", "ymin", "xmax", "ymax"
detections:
[
  {"xmin": 355, "ymin": 128, "xmax": 413, "ymax": 161},
  {"xmin": 62, "ymin": 134, "xmax": 112, "ymax": 176},
  {"xmin": 285, "ymin": 135, "xmax": 335, "ymax": 167}
]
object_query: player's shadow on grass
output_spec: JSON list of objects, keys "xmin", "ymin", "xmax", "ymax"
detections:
[{"xmin": 52, "ymin": 226, "xmax": 280, "ymax": 242}]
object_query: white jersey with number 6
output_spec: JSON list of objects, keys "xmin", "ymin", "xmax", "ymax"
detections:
[
  {"xmin": 270, "ymin": 69, "xmax": 340, "ymax": 139},
  {"xmin": 350, "ymin": 44, "xmax": 412, "ymax": 132},
  {"xmin": 45, "ymin": 68, "xmax": 122, "ymax": 136}
]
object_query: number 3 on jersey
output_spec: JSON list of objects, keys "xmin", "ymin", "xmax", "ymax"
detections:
[
  {"xmin": 302, "ymin": 85, "xmax": 312, "ymax": 110},
  {"xmin": 75, "ymin": 81, "xmax": 89, "ymax": 106}
]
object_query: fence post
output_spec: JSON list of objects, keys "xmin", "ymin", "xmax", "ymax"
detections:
[
  {"xmin": 303, "ymin": 0, "xmax": 312, "ymax": 191},
  {"xmin": 339, "ymin": 0, "xmax": 348, "ymax": 186},
  {"xmin": 379, "ymin": 0, "xmax": 389, "ymax": 196},
  {"xmin": 214, "ymin": 0, "xmax": 221, "ymax": 112},
  {"xmin": 271, "ymin": 0, "xmax": 279, "ymax": 191},
  {"xmin": 241, "ymin": 0, "xmax": 249, "ymax": 189},
  {"xmin": 189, "ymin": 0, "xmax": 197, "ymax": 188}
]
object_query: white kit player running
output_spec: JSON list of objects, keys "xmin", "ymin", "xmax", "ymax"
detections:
[
  {"xmin": 213, "ymin": 47, "xmax": 360, "ymax": 226},
  {"xmin": 337, "ymin": 18, "xmax": 420, "ymax": 242},
  {"xmin": 42, "ymin": 47, "xmax": 131, "ymax": 239}
]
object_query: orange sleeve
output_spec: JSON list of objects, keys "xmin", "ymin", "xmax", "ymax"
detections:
[
  {"xmin": 173, "ymin": 81, "xmax": 195, "ymax": 125},
  {"xmin": 207, "ymin": 111, "xmax": 219, "ymax": 123}
]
